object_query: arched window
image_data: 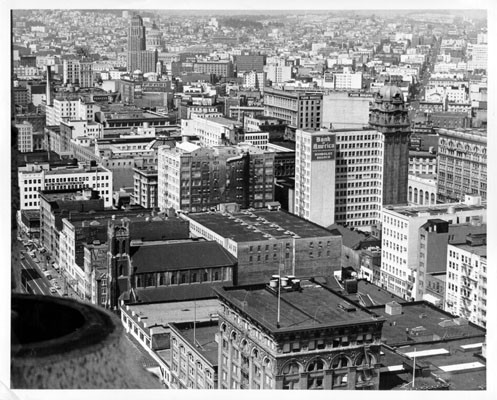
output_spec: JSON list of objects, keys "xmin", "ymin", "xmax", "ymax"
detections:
[
  {"xmin": 414, "ymin": 188, "xmax": 418, "ymax": 203},
  {"xmin": 425, "ymin": 191, "xmax": 429, "ymax": 204},
  {"xmin": 419, "ymin": 189, "xmax": 424, "ymax": 205},
  {"xmin": 307, "ymin": 359, "xmax": 324, "ymax": 372},
  {"xmin": 119, "ymin": 265, "xmax": 124, "ymax": 276},
  {"xmin": 355, "ymin": 352, "xmax": 376, "ymax": 366},
  {"xmin": 282, "ymin": 361, "xmax": 300, "ymax": 390},
  {"xmin": 252, "ymin": 348, "xmax": 259, "ymax": 359},
  {"xmin": 220, "ymin": 323, "xmax": 227, "ymax": 332},
  {"xmin": 408, "ymin": 186, "xmax": 413, "ymax": 202},
  {"xmin": 306, "ymin": 358, "xmax": 325, "ymax": 390},
  {"xmin": 430, "ymin": 193, "xmax": 435, "ymax": 205},
  {"xmin": 331, "ymin": 355, "xmax": 350, "ymax": 369},
  {"xmin": 355, "ymin": 352, "xmax": 376, "ymax": 383},
  {"xmin": 282, "ymin": 362, "xmax": 300, "ymax": 375}
]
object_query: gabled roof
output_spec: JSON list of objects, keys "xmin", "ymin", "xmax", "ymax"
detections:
[{"xmin": 130, "ymin": 240, "xmax": 237, "ymax": 274}]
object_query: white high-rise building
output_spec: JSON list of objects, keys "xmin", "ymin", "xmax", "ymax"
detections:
[
  {"xmin": 264, "ymin": 64, "xmax": 292, "ymax": 84},
  {"xmin": 16, "ymin": 121, "xmax": 34, "ymax": 153},
  {"xmin": 295, "ymin": 129, "xmax": 336, "ymax": 227},
  {"xmin": 334, "ymin": 128, "xmax": 383, "ymax": 230}
]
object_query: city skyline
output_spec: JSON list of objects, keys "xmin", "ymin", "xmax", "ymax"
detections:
[{"xmin": 5, "ymin": 3, "xmax": 494, "ymax": 394}]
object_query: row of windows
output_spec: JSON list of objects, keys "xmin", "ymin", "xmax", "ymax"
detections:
[{"xmin": 134, "ymin": 268, "xmax": 230, "ymax": 287}]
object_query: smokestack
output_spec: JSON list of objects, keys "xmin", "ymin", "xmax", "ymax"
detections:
[{"xmin": 46, "ymin": 65, "xmax": 52, "ymax": 106}]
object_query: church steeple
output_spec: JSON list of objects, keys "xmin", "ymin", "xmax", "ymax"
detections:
[{"xmin": 107, "ymin": 217, "xmax": 132, "ymax": 309}]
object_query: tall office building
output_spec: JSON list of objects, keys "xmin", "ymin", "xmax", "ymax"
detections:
[
  {"xmin": 15, "ymin": 121, "xmax": 34, "ymax": 153},
  {"xmin": 369, "ymin": 85, "xmax": 411, "ymax": 206},
  {"xmin": 127, "ymin": 15, "xmax": 157, "ymax": 73},
  {"xmin": 334, "ymin": 128, "xmax": 383, "ymax": 230},
  {"xmin": 63, "ymin": 59, "xmax": 94, "ymax": 87},
  {"xmin": 146, "ymin": 21, "xmax": 163, "ymax": 51},
  {"xmin": 158, "ymin": 141, "xmax": 275, "ymax": 213},
  {"xmin": 294, "ymin": 129, "xmax": 336, "ymax": 227},
  {"xmin": 264, "ymin": 88, "xmax": 323, "ymax": 131}
]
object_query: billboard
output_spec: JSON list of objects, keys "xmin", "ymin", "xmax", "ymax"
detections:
[{"xmin": 311, "ymin": 134, "xmax": 336, "ymax": 161}]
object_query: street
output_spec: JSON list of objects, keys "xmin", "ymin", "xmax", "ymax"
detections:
[{"xmin": 16, "ymin": 239, "xmax": 80, "ymax": 299}]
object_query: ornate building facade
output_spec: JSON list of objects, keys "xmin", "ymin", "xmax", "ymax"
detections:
[
  {"xmin": 215, "ymin": 278, "xmax": 384, "ymax": 390},
  {"xmin": 369, "ymin": 85, "xmax": 411, "ymax": 206}
]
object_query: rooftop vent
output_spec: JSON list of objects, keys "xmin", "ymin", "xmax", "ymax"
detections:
[
  {"xmin": 385, "ymin": 301, "xmax": 402, "ymax": 315},
  {"xmin": 338, "ymin": 302, "xmax": 356, "ymax": 312}
]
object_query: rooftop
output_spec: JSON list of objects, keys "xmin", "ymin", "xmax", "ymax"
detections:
[
  {"xmin": 123, "ymin": 299, "xmax": 220, "ymax": 327},
  {"xmin": 133, "ymin": 282, "xmax": 228, "ymax": 304},
  {"xmin": 216, "ymin": 279, "xmax": 382, "ymax": 334},
  {"xmin": 172, "ymin": 322, "xmax": 219, "ymax": 366},
  {"xmin": 44, "ymin": 166, "xmax": 110, "ymax": 176},
  {"xmin": 205, "ymin": 116, "xmax": 242, "ymax": 127},
  {"xmin": 381, "ymin": 338, "xmax": 486, "ymax": 390},
  {"xmin": 450, "ymin": 243, "xmax": 486, "ymax": 257},
  {"xmin": 129, "ymin": 240, "xmax": 237, "ymax": 274},
  {"xmin": 40, "ymin": 188, "xmax": 99, "ymax": 203},
  {"xmin": 327, "ymin": 224, "xmax": 379, "ymax": 249},
  {"xmin": 187, "ymin": 209, "xmax": 336, "ymax": 242},
  {"xmin": 384, "ymin": 202, "xmax": 486, "ymax": 218},
  {"xmin": 369, "ymin": 301, "xmax": 485, "ymax": 347},
  {"xmin": 323, "ymin": 278, "xmax": 405, "ymax": 307}
]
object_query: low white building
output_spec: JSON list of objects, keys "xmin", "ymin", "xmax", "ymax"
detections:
[
  {"xmin": 18, "ymin": 161, "xmax": 113, "ymax": 210},
  {"xmin": 381, "ymin": 196, "xmax": 486, "ymax": 301},
  {"xmin": 445, "ymin": 236, "xmax": 487, "ymax": 328},
  {"xmin": 181, "ymin": 114, "xmax": 242, "ymax": 147},
  {"xmin": 408, "ymin": 174, "xmax": 437, "ymax": 206}
]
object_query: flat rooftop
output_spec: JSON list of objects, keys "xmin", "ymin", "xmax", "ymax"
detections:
[
  {"xmin": 44, "ymin": 166, "xmax": 109, "ymax": 175},
  {"xmin": 450, "ymin": 243, "xmax": 486, "ymax": 257},
  {"xmin": 187, "ymin": 209, "xmax": 336, "ymax": 242},
  {"xmin": 40, "ymin": 189, "xmax": 98, "ymax": 202},
  {"xmin": 216, "ymin": 279, "xmax": 382, "ymax": 334},
  {"xmin": 206, "ymin": 117, "xmax": 242, "ymax": 127},
  {"xmin": 385, "ymin": 202, "xmax": 486, "ymax": 218},
  {"xmin": 173, "ymin": 322, "xmax": 219, "ymax": 366},
  {"xmin": 388, "ymin": 338, "xmax": 486, "ymax": 390},
  {"xmin": 123, "ymin": 299, "xmax": 220, "ymax": 327},
  {"xmin": 323, "ymin": 278, "xmax": 405, "ymax": 307},
  {"xmin": 369, "ymin": 302, "xmax": 485, "ymax": 347}
]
